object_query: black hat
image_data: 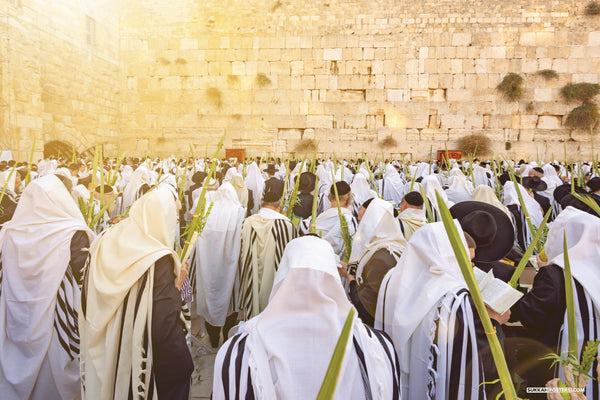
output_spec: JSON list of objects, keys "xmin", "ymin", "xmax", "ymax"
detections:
[
  {"xmin": 403, "ymin": 191, "xmax": 424, "ymax": 207},
  {"xmin": 553, "ymin": 184, "xmax": 586, "ymax": 203},
  {"xmin": 264, "ymin": 164, "xmax": 278, "ymax": 174},
  {"xmin": 559, "ymin": 193, "xmax": 599, "ymax": 217},
  {"xmin": 587, "ymin": 177, "xmax": 600, "ymax": 193},
  {"xmin": 498, "ymin": 172, "xmax": 510, "ymax": 186},
  {"xmin": 263, "ymin": 178, "xmax": 285, "ymax": 202},
  {"xmin": 298, "ymin": 172, "xmax": 316, "ymax": 193},
  {"xmin": 522, "ymin": 176, "xmax": 547, "ymax": 192},
  {"xmin": 329, "ymin": 181, "xmax": 351, "ymax": 197},
  {"xmin": 450, "ymin": 201, "xmax": 515, "ymax": 262}
]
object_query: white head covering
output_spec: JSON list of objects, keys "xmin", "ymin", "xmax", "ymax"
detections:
[
  {"xmin": 445, "ymin": 174, "xmax": 474, "ymax": 204},
  {"xmin": 349, "ymin": 198, "xmax": 406, "ymax": 267},
  {"xmin": 350, "ymin": 173, "xmax": 376, "ymax": 207},
  {"xmin": 421, "ymin": 175, "xmax": 455, "ymax": 220},
  {"xmin": 382, "ymin": 164, "xmax": 405, "ymax": 204},
  {"xmin": 545, "ymin": 207, "xmax": 600, "ymax": 308},
  {"xmin": 245, "ymin": 162, "xmax": 265, "ymax": 215},
  {"xmin": 540, "ymin": 163, "xmax": 563, "ymax": 199},
  {"xmin": 472, "ymin": 185, "xmax": 512, "ymax": 219},
  {"xmin": 79, "ymin": 187, "xmax": 181, "ymax": 400},
  {"xmin": 0, "ymin": 175, "xmax": 94, "ymax": 400},
  {"xmin": 502, "ymin": 181, "xmax": 543, "ymax": 227},
  {"xmin": 236, "ymin": 236, "xmax": 397, "ymax": 400}
]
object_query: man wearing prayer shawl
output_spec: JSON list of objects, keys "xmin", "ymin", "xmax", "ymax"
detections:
[
  {"xmin": 79, "ymin": 187, "xmax": 193, "ymax": 400},
  {"xmin": 396, "ymin": 191, "xmax": 427, "ymax": 240},
  {"xmin": 213, "ymin": 236, "xmax": 400, "ymax": 400},
  {"xmin": 298, "ymin": 181, "xmax": 357, "ymax": 259},
  {"xmin": 189, "ymin": 183, "xmax": 245, "ymax": 348},
  {"xmin": 381, "ymin": 163, "xmax": 405, "ymax": 204},
  {"xmin": 376, "ymin": 221, "xmax": 509, "ymax": 400},
  {"xmin": 509, "ymin": 207, "xmax": 600, "ymax": 399},
  {"xmin": 236, "ymin": 178, "xmax": 296, "ymax": 320},
  {"xmin": 340, "ymin": 198, "xmax": 407, "ymax": 326},
  {"xmin": 0, "ymin": 174, "xmax": 95, "ymax": 400}
]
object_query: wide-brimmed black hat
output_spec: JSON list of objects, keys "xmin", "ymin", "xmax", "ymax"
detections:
[
  {"xmin": 298, "ymin": 172, "xmax": 316, "ymax": 193},
  {"xmin": 264, "ymin": 164, "xmax": 278, "ymax": 174},
  {"xmin": 553, "ymin": 184, "xmax": 586, "ymax": 203},
  {"xmin": 587, "ymin": 176, "xmax": 600, "ymax": 193},
  {"xmin": 450, "ymin": 201, "xmax": 515, "ymax": 263},
  {"xmin": 522, "ymin": 176, "xmax": 547, "ymax": 192}
]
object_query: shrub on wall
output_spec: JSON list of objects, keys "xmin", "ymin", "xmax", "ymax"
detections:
[
  {"xmin": 294, "ymin": 139, "xmax": 317, "ymax": 152},
  {"xmin": 585, "ymin": 1, "xmax": 600, "ymax": 15},
  {"xmin": 496, "ymin": 73, "xmax": 524, "ymax": 102},
  {"xmin": 379, "ymin": 135, "xmax": 397, "ymax": 148},
  {"xmin": 560, "ymin": 83, "xmax": 600, "ymax": 103},
  {"xmin": 565, "ymin": 103, "xmax": 599, "ymax": 130},
  {"xmin": 457, "ymin": 134, "xmax": 491, "ymax": 156},
  {"xmin": 206, "ymin": 87, "xmax": 223, "ymax": 108},
  {"xmin": 536, "ymin": 69, "xmax": 559, "ymax": 80}
]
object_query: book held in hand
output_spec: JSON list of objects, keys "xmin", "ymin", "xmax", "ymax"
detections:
[{"xmin": 473, "ymin": 267, "xmax": 524, "ymax": 315}]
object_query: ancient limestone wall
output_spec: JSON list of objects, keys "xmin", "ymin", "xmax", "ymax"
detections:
[
  {"xmin": 118, "ymin": 0, "xmax": 599, "ymax": 159},
  {"xmin": 0, "ymin": 0, "xmax": 120, "ymax": 160},
  {"xmin": 2, "ymin": 0, "xmax": 600, "ymax": 160}
]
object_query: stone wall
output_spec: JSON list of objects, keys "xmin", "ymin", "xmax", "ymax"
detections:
[
  {"xmin": 2, "ymin": 0, "xmax": 600, "ymax": 160},
  {"xmin": 118, "ymin": 0, "xmax": 599, "ymax": 159},
  {"xmin": 0, "ymin": 0, "xmax": 120, "ymax": 160}
]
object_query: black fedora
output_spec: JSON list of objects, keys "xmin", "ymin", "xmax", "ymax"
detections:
[
  {"xmin": 522, "ymin": 176, "xmax": 547, "ymax": 192},
  {"xmin": 553, "ymin": 184, "xmax": 586, "ymax": 203},
  {"xmin": 298, "ymin": 172, "xmax": 316, "ymax": 193},
  {"xmin": 450, "ymin": 201, "xmax": 515, "ymax": 263},
  {"xmin": 587, "ymin": 176, "xmax": 600, "ymax": 193},
  {"xmin": 264, "ymin": 164, "xmax": 278, "ymax": 174}
]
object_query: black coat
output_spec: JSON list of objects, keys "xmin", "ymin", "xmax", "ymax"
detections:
[{"xmin": 152, "ymin": 255, "xmax": 194, "ymax": 399}]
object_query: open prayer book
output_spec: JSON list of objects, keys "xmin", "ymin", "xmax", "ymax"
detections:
[{"xmin": 473, "ymin": 267, "xmax": 523, "ymax": 315}]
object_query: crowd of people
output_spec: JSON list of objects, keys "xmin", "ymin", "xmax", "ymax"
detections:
[{"xmin": 0, "ymin": 153, "xmax": 599, "ymax": 399}]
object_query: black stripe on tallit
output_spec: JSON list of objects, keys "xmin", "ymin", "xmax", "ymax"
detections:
[
  {"xmin": 245, "ymin": 369, "xmax": 255, "ymax": 400},
  {"xmin": 134, "ymin": 271, "xmax": 148, "ymax": 314},
  {"xmin": 54, "ymin": 319, "xmax": 75, "ymax": 360},
  {"xmin": 114, "ymin": 290, "xmax": 131, "ymax": 389},
  {"xmin": 353, "ymin": 336, "xmax": 373, "ymax": 400},
  {"xmin": 380, "ymin": 276, "xmax": 392, "ymax": 331},
  {"xmin": 188, "ymin": 247, "xmax": 197, "ymax": 293},
  {"xmin": 234, "ymin": 336, "xmax": 247, "ymax": 400},
  {"xmin": 366, "ymin": 326, "xmax": 400, "ymax": 400},
  {"xmin": 239, "ymin": 229, "xmax": 257, "ymax": 314},
  {"xmin": 449, "ymin": 294, "xmax": 466, "ymax": 400},
  {"xmin": 222, "ymin": 333, "xmax": 243, "ymax": 400},
  {"xmin": 463, "ymin": 304, "xmax": 474, "ymax": 400}
]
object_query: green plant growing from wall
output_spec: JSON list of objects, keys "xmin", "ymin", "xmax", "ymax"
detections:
[
  {"xmin": 560, "ymin": 83, "xmax": 600, "ymax": 131},
  {"xmin": 206, "ymin": 87, "xmax": 223, "ymax": 109},
  {"xmin": 536, "ymin": 69, "xmax": 559, "ymax": 80},
  {"xmin": 256, "ymin": 73, "xmax": 272, "ymax": 87},
  {"xmin": 497, "ymin": 73, "xmax": 524, "ymax": 102},
  {"xmin": 294, "ymin": 138, "xmax": 317, "ymax": 153},
  {"xmin": 379, "ymin": 135, "xmax": 397, "ymax": 148},
  {"xmin": 457, "ymin": 133, "xmax": 491, "ymax": 156},
  {"xmin": 585, "ymin": 0, "xmax": 600, "ymax": 15}
]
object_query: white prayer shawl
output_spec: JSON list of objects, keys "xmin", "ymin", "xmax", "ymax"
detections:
[
  {"xmin": 422, "ymin": 175, "xmax": 455, "ymax": 221},
  {"xmin": 350, "ymin": 199, "xmax": 407, "ymax": 280},
  {"xmin": 311, "ymin": 206, "xmax": 356, "ymax": 259},
  {"xmin": 540, "ymin": 163, "xmax": 563, "ymax": 200},
  {"xmin": 472, "ymin": 185, "xmax": 512, "ymax": 219},
  {"xmin": 397, "ymin": 207, "xmax": 427, "ymax": 241},
  {"xmin": 245, "ymin": 162, "xmax": 264, "ymax": 215},
  {"xmin": 502, "ymin": 181, "xmax": 543, "ymax": 227},
  {"xmin": 415, "ymin": 162, "xmax": 431, "ymax": 179},
  {"xmin": 351, "ymin": 173, "xmax": 377, "ymax": 207},
  {"xmin": 121, "ymin": 165, "xmax": 151, "ymax": 213},
  {"xmin": 382, "ymin": 164, "xmax": 405, "ymax": 204},
  {"xmin": 79, "ymin": 187, "xmax": 181, "ymax": 400},
  {"xmin": 213, "ymin": 237, "xmax": 400, "ymax": 400},
  {"xmin": 236, "ymin": 208, "xmax": 296, "ymax": 320},
  {"xmin": 545, "ymin": 207, "xmax": 600, "ymax": 399},
  {"xmin": 191, "ymin": 184, "xmax": 245, "ymax": 326},
  {"xmin": 0, "ymin": 175, "xmax": 94, "ymax": 400},
  {"xmin": 445, "ymin": 174, "xmax": 474, "ymax": 204},
  {"xmin": 376, "ymin": 221, "xmax": 483, "ymax": 400},
  {"xmin": 472, "ymin": 165, "xmax": 489, "ymax": 187}
]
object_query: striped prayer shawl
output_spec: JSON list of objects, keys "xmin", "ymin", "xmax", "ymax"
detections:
[
  {"xmin": 213, "ymin": 327, "xmax": 400, "ymax": 400},
  {"xmin": 80, "ymin": 269, "xmax": 156, "ymax": 400},
  {"xmin": 557, "ymin": 279, "xmax": 600, "ymax": 400},
  {"xmin": 236, "ymin": 217, "xmax": 296, "ymax": 320},
  {"xmin": 54, "ymin": 265, "xmax": 81, "ymax": 362}
]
